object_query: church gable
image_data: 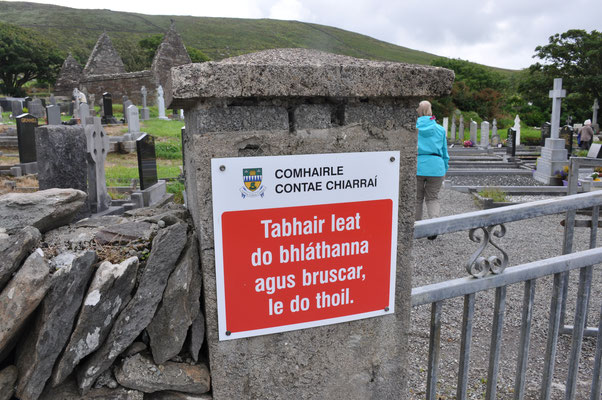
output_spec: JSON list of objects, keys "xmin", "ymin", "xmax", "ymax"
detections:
[
  {"xmin": 83, "ymin": 32, "xmax": 126, "ymax": 76},
  {"xmin": 151, "ymin": 22, "xmax": 191, "ymax": 90}
]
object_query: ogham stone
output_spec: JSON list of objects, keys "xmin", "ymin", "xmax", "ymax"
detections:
[
  {"xmin": 77, "ymin": 223, "xmax": 188, "ymax": 393},
  {"xmin": 0, "ymin": 250, "xmax": 50, "ymax": 362},
  {"xmin": 51, "ymin": 257, "xmax": 139, "ymax": 387},
  {"xmin": 114, "ymin": 352, "xmax": 210, "ymax": 395},
  {"xmin": 15, "ymin": 251, "xmax": 97, "ymax": 400},
  {"xmin": 0, "ymin": 226, "xmax": 41, "ymax": 291},
  {"xmin": 147, "ymin": 234, "xmax": 201, "ymax": 364}
]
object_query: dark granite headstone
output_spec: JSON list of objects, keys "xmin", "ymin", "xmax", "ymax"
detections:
[
  {"xmin": 102, "ymin": 92, "xmax": 119, "ymax": 124},
  {"xmin": 560, "ymin": 125, "xmax": 573, "ymax": 158},
  {"xmin": 540, "ymin": 122, "xmax": 551, "ymax": 146},
  {"xmin": 16, "ymin": 113, "xmax": 38, "ymax": 163},
  {"xmin": 587, "ymin": 143, "xmax": 602, "ymax": 158},
  {"xmin": 506, "ymin": 127, "xmax": 516, "ymax": 157},
  {"xmin": 136, "ymin": 133, "xmax": 158, "ymax": 190}
]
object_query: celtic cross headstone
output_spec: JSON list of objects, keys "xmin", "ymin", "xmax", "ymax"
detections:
[{"xmin": 85, "ymin": 117, "xmax": 111, "ymax": 213}]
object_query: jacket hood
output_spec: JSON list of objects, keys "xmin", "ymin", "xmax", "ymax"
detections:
[{"xmin": 416, "ymin": 116, "xmax": 438, "ymax": 134}]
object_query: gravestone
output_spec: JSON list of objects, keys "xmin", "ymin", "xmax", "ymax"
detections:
[
  {"xmin": 442, "ymin": 117, "xmax": 448, "ymax": 137},
  {"xmin": 458, "ymin": 115, "xmax": 464, "ymax": 141},
  {"xmin": 28, "ymin": 99, "xmax": 45, "ymax": 119},
  {"xmin": 23, "ymin": 97, "xmax": 32, "ymax": 110},
  {"xmin": 89, "ymin": 94, "xmax": 96, "ymax": 115},
  {"xmin": 559, "ymin": 125, "xmax": 573, "ymax": 158},
  {"xmin": 79, "ymin": 103, "xmax": 90, "ymax": 125},
  {"xmin": 157, "ymin": 85, "xmax": 168, "ymax": 120},
  {"xmin": 136, "ymin": 133, "xmax": 158, "ymax": 190},
  {"xmin": 50, "ymin": 94, "xmax": 56, "ymax": 106},
  {"xmin": 491, "ymin": 134, "xmax": 501, "ymax": 147},
  {"xmin": 492, "ymin": 118, "xmax": 498, "ymax": 137},
  {"xmin": 171, "ymin": 48, "xmax": 454, "ymax": 400},
  {"xmin": 480, "ymin": 121, "xmax": 490, "ymax": 147},
  {"xmin": 513, "ymin": 115, "xmax": 521, "ymax": 145},
  {"xmin": 101, "ymin": 92, "xmax": 119, "ymax": 124},
  {"xmin": 506, "ymin": 127, "xmax": 517, "ymax": 157},
  {"xmin": 46, "ymin": 105, "xmax": 61, "ymax": 125},
  {"xmin": 469, "ymin": 120, "xmax": 477, "ymax": 144},
  {"xmin": 85, "ymin": 117, "xmax": 111, "ymax": 213},
  {"xmin": 179, "ymin": 109, "xmax": 184, "ymax": 119},
  {"xmin": 16, "ymin": 114, "xmax": 38, "ymax": 163},
  {"xmin": 140, "ymin": 86, "xmax": 150, "ymax": 120},
  {"xmin": 587, "ymin": 143, "xmax": 602, "ymax": 158},
  {"xmin": 122, "ymin": 96, "xmax": 129, "ymax": 116},
  {"xmin": 450, "ymin": 115, "xmax": 456, "ymax": 142},
  {"xmin": 127, "ymin": 104, "xmax": 141, "ymax": 137},
  {"xmin": 540, "ymin": 122, "xmax": 551, "ymax": 146},
  {"xmin": 534, "ymin": 78, "xmax": 569, "ymax": 184},
  {"xmin": 123, "ymin": 100, "xmax": 133, "ymax": 123},
  {"xmin": 12, "ymin": 101, "xmax": 23, "ymax": 117},
  {"xmin": 35, "ymin": 124, "xmax": 90, "ymax": 217}
]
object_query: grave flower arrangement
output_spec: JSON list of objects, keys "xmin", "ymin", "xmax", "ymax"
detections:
[
  {"xmin": 554, "ymin": 166, "xmax": 569, "ymax": 180},
  {"xmin": 591, "ymin": 172, "xmax": 600, "ymax": 181},
  {"xmin": 463, "ymin": 140, "xmax": 474, "ymax": 148}
]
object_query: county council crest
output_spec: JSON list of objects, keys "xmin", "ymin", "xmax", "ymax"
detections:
[{"xmin": 240, "ymin": 168, "xmax": 266, "ymax": 198}]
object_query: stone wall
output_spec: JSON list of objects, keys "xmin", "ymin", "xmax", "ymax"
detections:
[
  {"xmin": 80, "ymin": 71, "xmax": 157, "ymax": 106},
  {"xmin": 0, "ymin": 189, "xmax": 210, "ymax": 400},
  {"xmin": 171, "ymin": 48, "xmax": 454, "ymax": 399}
]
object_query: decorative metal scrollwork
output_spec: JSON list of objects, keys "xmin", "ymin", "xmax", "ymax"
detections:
[{"xmin": 465, "ymin": 224, "xmax": 509, "ymax": 278}]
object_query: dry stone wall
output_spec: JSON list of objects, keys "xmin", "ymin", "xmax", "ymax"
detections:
[{"xmin": 0, "ymin": 189, "xmax": 209, "ymax": 400}]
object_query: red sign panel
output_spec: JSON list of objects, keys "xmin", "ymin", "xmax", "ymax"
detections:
[{"xmin": 221, "ymin": 199, "xmax": 393, "ymax": 334}]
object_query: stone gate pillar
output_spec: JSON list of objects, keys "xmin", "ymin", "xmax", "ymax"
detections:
[{"xmin": 169, "ymin": 48, "xmax": 453, "ymax": 400}]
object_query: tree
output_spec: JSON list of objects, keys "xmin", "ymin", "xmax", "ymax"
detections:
[{"xmin": 0, "ymin": 22, "xmax": 63, "ymax": 96}]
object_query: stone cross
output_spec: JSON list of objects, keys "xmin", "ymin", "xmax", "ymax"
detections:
[
  {"xmin": 513, "ymin": 115, "xmax": 521, "ymax": 145},
  {"xmin": 492, "ymin": 119, "xmax": 497, "ymax": 137},
  {"xmin": 549, "ymin": 78, "xmax": 566, "ymax": 139},
  {"xmin": 140, "ymin": 86, "xmax": 150, "ymax": 121},
  {"xmin": 85, "ymin": 117, "xmax": 111, "ymax": 213},
  {"xmin": 469, "ymin": 120, "xmax": 477, "ymax": 144},
  {"xmin": 141, "ymin": 86, "xmax": 147, "ymax": 108},
  {"xmin": 157, "ymin": 85, "xmax": 168, "ymax": 120},
  {"xmin": 593, "ymin": 98, "xmax": 599, "ymax": 126},
  {"xmin": 480, "ymin": 121, "xmax": 490, "ymax": 147},
  {"xmin": 442, "ymin": 117, "xmax": 449, "ymax": 137},
  {"xmin": 458, "ymin": 115, "xmax": 464, "ymax": 141},
  {"xmin": 450, "ymin": 115, "xmax": 456, "ymax": 142}
]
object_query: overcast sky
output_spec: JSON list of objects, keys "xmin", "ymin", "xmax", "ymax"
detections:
[{"xmin": 8, "ymin": 0, "xmax": 601, "ymax": 70}]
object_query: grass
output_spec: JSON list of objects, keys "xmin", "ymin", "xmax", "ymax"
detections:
[{"xmin": 478, "ymin": 188, "xmax": 507, "ymax": 202}]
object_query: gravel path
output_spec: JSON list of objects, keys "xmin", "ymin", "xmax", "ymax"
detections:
[{"xmin": 408, "ymin": 187, "xmax": 601, "ymax": 399}]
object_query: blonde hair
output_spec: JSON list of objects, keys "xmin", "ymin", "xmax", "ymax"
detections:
[{"xmin": 416, "ymin": 100, "xmax": 432, "ymax": 117}]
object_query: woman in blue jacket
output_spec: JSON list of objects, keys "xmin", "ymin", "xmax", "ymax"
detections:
[{"xmin": 415, "ymin": 100, "xmax": 449, "ymax": 239}]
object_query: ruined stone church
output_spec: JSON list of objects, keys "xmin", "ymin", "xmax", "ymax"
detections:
[{"xmin": 54, "ymin": 22, "xmax": 191, "ymax": 105}]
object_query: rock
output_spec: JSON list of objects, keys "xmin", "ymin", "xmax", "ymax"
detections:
[
  {"xmin": 94, "ymin": 221, "xmax": 156, "ymax": 245},
  {"xmin": 0, "ymin": 250, "xmax": 50, "ymax": 363},
  {"xmin": 0, "ymin": 226, "xmax": 41, "ymax": 291},
  {"xmin": 140, "ymin": 210, "xmax": 189, "ymax": 226},
  {"xmin": 145, "ymin": 391, "xmax": 212, "ymax": 400},
  {"xmin": 74, "ymin": 216, "xmax": 127, "ymax": 228},
  {"xmin": 51, "ymin": 257, "xmax": 139, "ymax": 387},
  {"xmin": 188, "ymin": 311, "xmax": 205, "ymax": 363},
  {"xmin": 147, "ymin": 235, "xmax": 201, "ymax": 364},
  {"xmin": 124, "ymin": 342, "xmax": 147, "ymax": 357},
  {"xmin": 0, "ymin": 189, "xmax": 87, "ymax": 234},
  {"xmin": 40, "ymin": 377, "xmax": 143, "ymax": 400},
  {"xmin": 0, "ymin": 365, "xmax": 18, "ymax": 400},
  {"xmin": 77, "ymin": 223, "xmax": 188, "ymax": 393},
  {"xmin": 114, "ymin": 353, "xmax": 210, "ymax": 394},
  {"xmin": 16, "ymin": 251, "xmax": 97, "ymax": 400},
  {"xmin": 93, "ymin": 369, "xmax": 118, "ymax": 390}
]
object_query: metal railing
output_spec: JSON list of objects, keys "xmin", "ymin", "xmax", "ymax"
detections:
[{"xmin": 412, "ymin": 188, "xmax": 602, "ymax": 400}]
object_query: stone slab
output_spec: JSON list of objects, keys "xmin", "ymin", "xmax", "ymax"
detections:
[
  {"xmin": 189, "ymin": 105, "xmax": 288, "ymax": 134},
  {"xmin": 0, "ymin": 226, "xmax": 41, "ymax": 291},
  {"xmin": 186, "ymin": 123, "xmax": 414, "ymax": 399},
  {"xmin": 132, "ymin": 181, "xmax": 167, "ymax": 208},
  {"xmin": 169, "ymin": 48, "xmax": 454, "ymax": 106}
]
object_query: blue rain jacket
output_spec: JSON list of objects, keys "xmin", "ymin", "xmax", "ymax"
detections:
[{"xmin": 416, "ymin": 116, "xmax": 449, "ymax": 177}]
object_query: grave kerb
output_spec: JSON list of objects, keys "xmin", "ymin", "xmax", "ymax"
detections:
[{"xmin": 170, "ymin": 48, "xmax": 453, "ymax": 400}]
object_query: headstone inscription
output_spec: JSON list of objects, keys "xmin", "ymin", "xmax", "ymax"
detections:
[
  {"xmin": 28, "ymin": 99, "xmax": 45, "ymax": 119},
  {"xmin": 513, "ymin": 115, "xmax": 521, "ymax": 145},
  {"xmin": 469, "ymin": 120, "xmax": 477, "ymax": 144},
  {"xmin": 506, "ymin": 127, "xmax": 516, "ymax": 157},
  {"xmin": 12, "ymin": 100, "xmax": 23, "ymax": 117},
  {"xmin": 450, "ymin": 115, "xmax": 456, "ymax": 142},
  {"xmin": 157, "ymin": 85, "xmax": 169, "ymax": 120},
  {"xmin": 101, "ymin": 92, "xmax": 119, "ymax": 124},
  {"xmin": 458, "ymin": 115, "xmax": 464, "ymax": 141},
  {"xmin": 46, "ymin": 105, "xmax": 61, "ymax": 125},
  {"xmin": 85, "ymin": 117, "xmax": 111, "ymax": 213},
  {"xmin": 540, "ymin": 122, "xmax": 551, "ymax": 146},
  {"xmin": 136, "ymin": 133, "xmax": 158, "ymax": 190},
  {"xmin": 559, "ymin": 125, "xmax": 573, "ymax": 158},
  {"xmin": 480, "ymin": 121, "xmax": 490, "ymax": 147},
  {"xmin": 587, "ymin": 143, "xmax": 602, "ymax": 158},
  {"xmin": 140, "ymin": 86, "xmax": 150, "ymax": 121},
  {"xmin": 16, "ymin": 114, "xmax": 38, "ymax": 163}
]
